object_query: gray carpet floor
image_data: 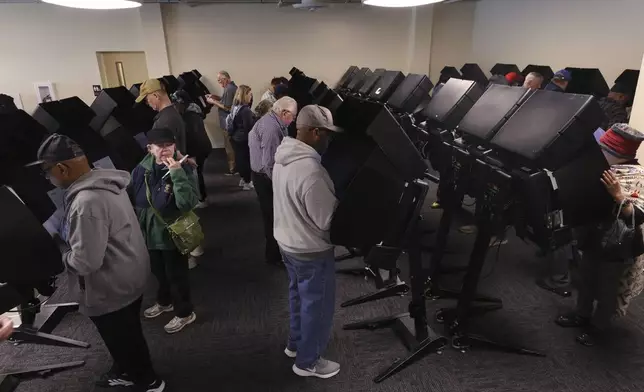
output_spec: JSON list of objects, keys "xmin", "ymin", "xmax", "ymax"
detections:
[{"xmin": 3, "ymin": 150, "xmax": 644, "ymax": 392}]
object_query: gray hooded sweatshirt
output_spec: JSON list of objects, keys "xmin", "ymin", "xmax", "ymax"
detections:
[{"xmin": 59, "ymin": 169, "xmax": 150, "ymax": 317}]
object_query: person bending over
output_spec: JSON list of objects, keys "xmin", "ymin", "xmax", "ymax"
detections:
[
  {"xmin": 599, "ymin": 83, "xmax": 633, "ymax": 131},
  {"xmin": 260, "ymin": 77, "xmax": 283, "ymax": 104},
  {"xmin": 544, "ymin": 69, "xmax": 571, "ymax": 93},
  {"xmin": 137, "ymin": 79, "xmax": 187, "ymax": 156},
  {"xmin": 255, "ymin": 84, "xmax": 289, "ymax": 118},
  {"xmin": 556, "ymin": 124, "xmax": 644, "ymax": 346},
  {"xmin": 248, "ymin": 96, "xmax": 298, "ymax": 266},
  {"xmin": 129, "ymin": 128, "xmax": 199, "ymax": 334},
  {"xmin": 227, "ymin": 85, "xmax": 255, "ymax": 190},
  {"xmin": 273, "ymin": 105, "xmax": 342, "ymax": 379},
  {"xmin": 523, "ymin": 72, "xmax": 544, "ymax": 89},
  {"xmin": 36, "ymin": 134, "xmax": 165, "ymax": 391}
]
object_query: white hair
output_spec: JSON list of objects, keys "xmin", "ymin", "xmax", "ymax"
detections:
[{"xmin": 272, "ymin": 96, "xmax": 297, "ymax": 115}]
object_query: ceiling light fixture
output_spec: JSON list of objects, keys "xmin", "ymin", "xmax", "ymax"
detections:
[
  {"xmin": 363, "ymin": 0, "xmax": 445, "ymax": 7},
  {"xmin": 41, "ymin": 0, "xmax": 142, "ymax": 10}
]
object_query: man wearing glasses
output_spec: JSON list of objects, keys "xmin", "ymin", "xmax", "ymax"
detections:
[
  {"xmin": 206, "ymin": 71, "xmax": 238, "ymax": 175},
  {"xmin": 35, "ymin": 134, "xmax": 165, "ymax": 391},
  {"xmin": 248, "ymin": 96, "xmax": 298, "ymax": 267}
]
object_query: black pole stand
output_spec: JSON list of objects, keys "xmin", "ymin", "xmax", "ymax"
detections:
[
  {"xmin": 440, "ymin": 178, "xmax": 545, "ymax": 357},
  {"xmin": 424, "ymin": 155, "xmax": 502, "ymax": 304},
  {"xmin": 10, "ymin": 298, "xmax": 89, "ymax": 348},
  {"xmin": 343, "ymin": 217, "xmax": 448, "ymax": 383},
  {"xmin": 1, "ymin": 296, "xmax": 89, "ymax": 392}
]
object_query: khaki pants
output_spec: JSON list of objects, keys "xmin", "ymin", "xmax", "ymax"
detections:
[{"xmin": 220, "ymin": 127, "xmax": 236, "ymax": 173}]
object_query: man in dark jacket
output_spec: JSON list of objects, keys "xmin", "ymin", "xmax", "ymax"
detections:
[
  {"xmin": 173, "ymin": 90, "xmax": 212, "ymax": 206},
  {"xmin": 129, "ymin": 128, "xmax": 199, "ymax": 335},
  {"xmin": 599, "ymin": 83, "xmax": 633, "ymax": 131},
  {"xmin": 545, "ymin": 69, "xmax": 571, "ymax": 92},
  {"xmin": 36, "ymin": 134, "xmax": 165, "ymax": 391},
  {"xmin": 136, "ymin": 79, "xmax": 187, "ymax": 155}
]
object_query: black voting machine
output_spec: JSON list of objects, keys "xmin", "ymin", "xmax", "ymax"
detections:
[{"xmin": 288, "ymin": 65, "xmax": 617, "ymax": 383}]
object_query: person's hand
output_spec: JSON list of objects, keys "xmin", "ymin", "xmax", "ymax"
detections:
[
  {"xmin": 205, "ymin": 95, "xmax": 219, "ymax": 105},
  {"xmin": 601, "ymin": 170, "xmax": 625, "ymax": 203},
  {"xmin": 0, "ymin": 317, "xmax": 14, "ymax": 341},
  {"xmin": 164, "ymin": 157, "xmax": 182, "ymax": 170}
]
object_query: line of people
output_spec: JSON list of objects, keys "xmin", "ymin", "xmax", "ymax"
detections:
[{"xmin": 16, "ymin": 71, "xmax": 344, "ymax": 392}]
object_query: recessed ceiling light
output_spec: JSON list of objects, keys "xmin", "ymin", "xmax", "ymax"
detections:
[
  {"xmin": 363, "ymin": 0, "xmax": 445, "ymax": 7},
  {"xmin": 42, "ymin": 0, "xmax": 142, "ymax": 10}
]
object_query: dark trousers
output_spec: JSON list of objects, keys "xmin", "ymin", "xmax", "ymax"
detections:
[
  {"xmin": 231, "ymin": 139, "xmax": 251, "ymax": 183},
  {"xmin": 575, "ymin": 249, "xmax": 629, "ymax": 330},
  {"xmin": 251, "ymin": 171, "xmax": 282, "ymax": 263},
  {"xmin": 90, "ymin": 297, "xmax": 157, "ymax": 385},
  {"xmin": 196, "ymin": 154, "xmax": 208, "ymax": 201},
  {"xmin": 149, "ymin": 249, "xmax": 193, "ymax": 317}
]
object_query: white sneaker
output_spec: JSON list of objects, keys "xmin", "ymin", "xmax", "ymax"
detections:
[
  {"xmin": 239, "ymin": 179, "xmax": 246, "ymax": 187},
  {"xmin": 188, "ymin": 257, "xmax": 198, "ymax": 270},
  {"xmin": 143, "ymin": 303, "xmax": 173, "ymax": 319},
  {"xmin": 242, "ymin": 181, "xmax": 254, "ymax": 191},
  {"xmin": 190, "ymin": 245, "xmax": 204, "ymax": 257},
  {"xmin": 164, "ymin": 312, "xmax": 196, "ymax": 334},
  {"xmin": 284, "ymin": 347, "xmax": 297, "ymax": 358},
  {"xmin": 195, "ymin": 201, "xmax": 208, "ymax": 209},
  {"xmin": 292, "ymin": 358, "xmax": 340, "ymax": 379}
]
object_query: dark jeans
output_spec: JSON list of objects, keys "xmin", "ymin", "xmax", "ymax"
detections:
[
  {"xmin": 575, "ymin": 249, "xmax": 629, "ymax": 330},
  {"xmin": 251, "ymin": 171, "xmax": 282, "ymax": 263},
  {"xmin": 231, "ymin": 138, "xmax": 251, "ymax": 183},
  {"xmin": 196, "ymin": 154, "xmax": 208, "ymax": 201},
  {"xmin": 90, "ymin": 297, "xmax": 157, "ymax": 385},
  {"xmin": 149, "ymin": 249, "xmax": 193, "ymax": 317},
  {"xmin": 283, "ymin": 250, "xmax": 336, "ymax": 369}
]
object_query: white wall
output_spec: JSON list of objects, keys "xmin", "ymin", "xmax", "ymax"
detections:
[
  {"xmin": 0, "ymin": 3, "xmax": 146, "ymax": 113},
  {"xmin": 163, "ymin": 3, "xmax": 422, "ymax": 145},
  {"xmin": 469, "ymin": 0, "xmax": 644, "ymax": 84},
  {"xmin": 429, "ymin": 1, "xmax": 476, "ymax": 82}
]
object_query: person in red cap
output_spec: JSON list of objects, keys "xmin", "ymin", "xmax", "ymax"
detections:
[
  {"xmin": 556, "ymin": 123, "xmax": 644, "ymax": 346},
  {"xmin": 504, "ymin": 72, "xmax": 524, "ymax": 87}
]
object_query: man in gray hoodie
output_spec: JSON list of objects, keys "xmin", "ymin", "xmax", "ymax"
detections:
[
  {"xmin": 36, "ymin": 134, "xmax": 165, "ymax": 392},
  {"xmin": 272, "ymin": 105, "xmax": 342, "ymax": 379}
]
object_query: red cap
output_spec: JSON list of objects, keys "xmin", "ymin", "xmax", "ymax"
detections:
[{"xmin": 505, "ymin": 72, "xmax": 519, "ymax": 83}]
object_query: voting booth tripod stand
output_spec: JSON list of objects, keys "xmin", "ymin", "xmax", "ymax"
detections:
[
  {"xmin": 424, "ymin": 150, "xmax": 504, "ymax": 304},
  {"xmin": 1, "ymin": 292, "xmax": 87, "ymax": 391},
  {"xmin": 342, "ymin": 180, "xmax": 448, "ymax": 383},
  {"xmin": 432, "ymin": 161, "xmax": 545, "ymax": 357}
]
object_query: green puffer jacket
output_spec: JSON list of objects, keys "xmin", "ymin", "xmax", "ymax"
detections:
[{"xmin": 129, "ymin": 153, "xmax": 199, "ymax": 250}]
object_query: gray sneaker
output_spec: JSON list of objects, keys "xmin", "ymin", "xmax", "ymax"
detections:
[
  {"xmin": 143, "ymin": 304, "xmax": 173, "ymax": 319},
  {"xmin": 164, "ymin": 312, "xmax": 196, "ymax": 334},
  {"xmin": 292, "ymin": 358, "xmax": 340, "ymax": 379}
]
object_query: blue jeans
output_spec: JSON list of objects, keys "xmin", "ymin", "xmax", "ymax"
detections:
[{"xmin": 282, "ymin": 249, "xmax": 336, "ymax": 369}]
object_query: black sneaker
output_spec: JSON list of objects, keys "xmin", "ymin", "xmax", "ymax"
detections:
[
  {"xmin": 142, "ymin": 379, "xmax": 166, "ymax": 392},
  {"xmin": 96, "ymin": 371, "xmax": 135, "ymax": 388}
]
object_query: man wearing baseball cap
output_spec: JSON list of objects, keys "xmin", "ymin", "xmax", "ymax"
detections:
[
  {"xmin": 136, "ymin": 78, "xmax": 187, "ymax": 155},
  {"xmin": 35, "ymin": 134, "xmax": 165, "ymax": 391},
  {"xmin": 272, "ymin": 105, "xmax": 342, "ymax": 379},
  {"xmin": 545, "ymin": 69, "xmax": 572, "ymax": 92}
]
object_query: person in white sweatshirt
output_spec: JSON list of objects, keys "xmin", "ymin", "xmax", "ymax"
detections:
[{"xmin": 272, "ymin": 104, "xmax": 342, "ymax": 379}]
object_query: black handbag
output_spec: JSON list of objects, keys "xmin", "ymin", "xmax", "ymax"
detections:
[{"xmin": 600, "ymin": 200, "xmax": 636, "ymax": 260}]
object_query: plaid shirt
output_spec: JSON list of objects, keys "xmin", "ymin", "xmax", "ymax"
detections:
[
  {"xmin": 248, "ymin": 112, "xmax": 288, "ymax": 178},
  {"xmin": 599, "ymin": 98, "xmax": 629, "ymax": 131}
]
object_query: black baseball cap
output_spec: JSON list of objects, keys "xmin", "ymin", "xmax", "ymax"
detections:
[
  {"xmin": 27, "ymin": 133, "xmax": 85, "ymax": 167},
  {"xmin": 147, "ymin": 128, "xmax": 176, "ymax": 145}
]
